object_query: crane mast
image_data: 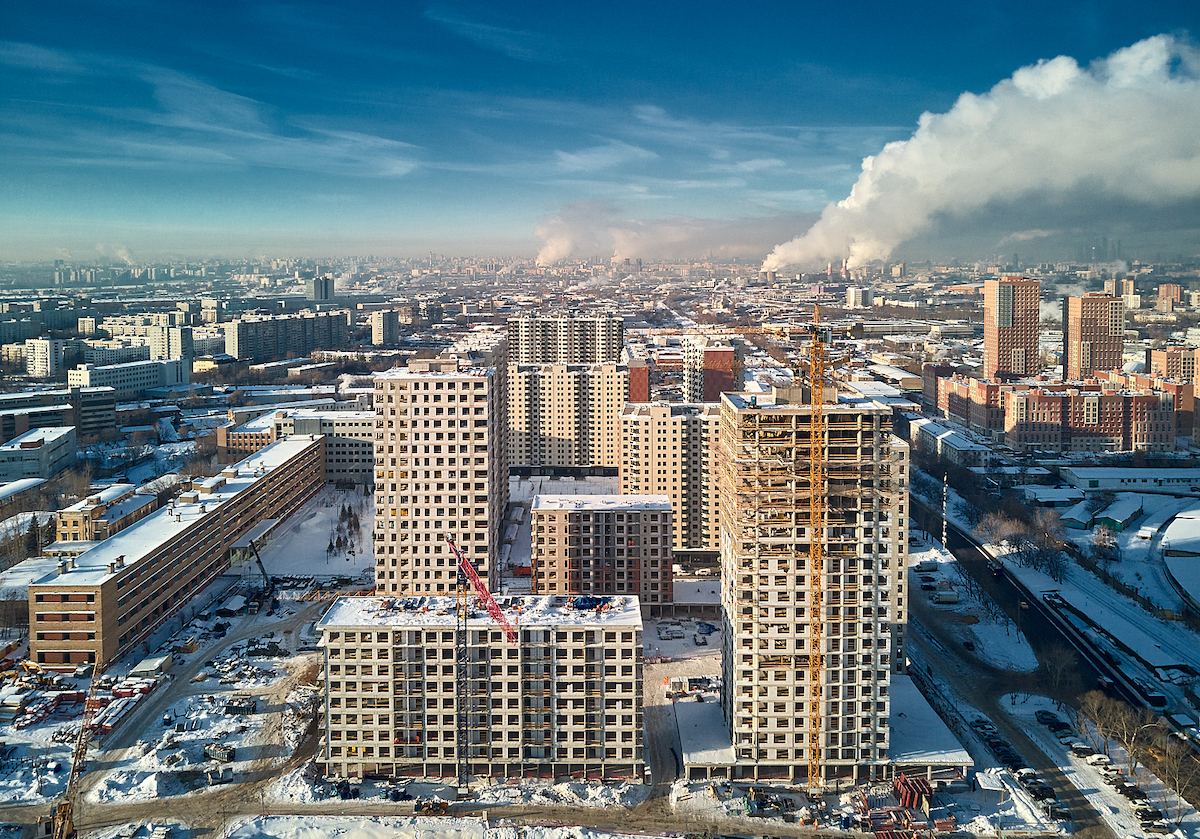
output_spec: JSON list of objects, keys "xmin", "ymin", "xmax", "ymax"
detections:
[
  {"xmin": 447, "ymin": 537, "xmax": 517, "ymax": 793},
  {"xmin": 47, "ymin": 658, "xmax": 104, "ymax": 839},
  {"xmin": 807, "ymin": 305, "xmax": 826, "ymax": 792}
]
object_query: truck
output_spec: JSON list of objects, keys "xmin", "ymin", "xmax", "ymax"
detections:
[{"xmin": 932, "ymin": 590, "xmax": 960, "ymax": 604}]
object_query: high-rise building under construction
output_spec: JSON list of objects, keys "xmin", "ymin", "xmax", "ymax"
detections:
[{"xmin": 717, "ymin": 388, "xmax": 909, "ymax": 783}]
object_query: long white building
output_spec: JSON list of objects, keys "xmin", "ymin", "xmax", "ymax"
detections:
[{"xmin": 507, "ymin": 314, "xmax": 623, "ymax": 364}]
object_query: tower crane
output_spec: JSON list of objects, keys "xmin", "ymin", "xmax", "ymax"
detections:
[
  {"xmin": 446, "ymin": 537, "xmax": 517, "ymax": 793},
  {"xmin": 42, "ymin": 657, "xmax": 104, "ymax": 839},
  {"xmin": 807, "ymin": 304, "xmax": 827, "ymax": 792}
]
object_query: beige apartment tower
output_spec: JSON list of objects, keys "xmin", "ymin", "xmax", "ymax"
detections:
[
  {"xmin": 983, "ymin": 277, "xmax": 1040, "ymax": 380},
  {"xmin": 619, "ymin": 402, "xmax": 720, "ymax": 551},
  {"xmin": 530, "ymin": 495, "xmax": 673, "ymax": 606},
  {"xmin": 507, "ymin": 363, "xmax": 632, "ymax": 468},
  {"xmin": 373, "ymin": 352, "xmax": 507, "ymax": 595},
  {"xmin": 717, "ymin": 390, "xmax": 909, "ymax": 782},
  {"xmin": 317, "ymin": 594, "xmax": 644, "ymax": 781}
]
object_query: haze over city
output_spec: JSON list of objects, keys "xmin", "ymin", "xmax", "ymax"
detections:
[{"xmin": 3, "ymin": 1, "xmax": 1200, "ymax": 265}]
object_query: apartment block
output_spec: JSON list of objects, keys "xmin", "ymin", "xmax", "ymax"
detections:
[
  {"xmin": 83, "ymin": 341, "xmax": 151, "ymax": 366},
  {"xmin": 56, "ymin": 484, "xmax": 158, "ymax": 543},
  {"xmin": 67, "ymin": 359, "xmax": 189, "ymax": 400},
  {"xmin": 1148, "ymin": 346, "xmax": 1199, "ymax": 381},
  {"xmin": 223, "ymin": 310, "xmax": 349, "ymax": 363},
  {"xmin": 1064, "ymin": 293, "xmax": 1124, "ymax": 380},
  {"xmin": 370, "ymin": 310, "xmax": 401, "ymax": 346},
  {"xmin": 983, "ymin": 277, "xmax": 1040, "ymax": 380},
  {"xmin": 29, "ymin": 435, "xmax": 326, "ymax": 668},
  {"xmin": 508, "ymin": 363, "xmax": 640, "ymax": 468},
  {"xmin": 316, "ymin": 594, "xmax": 644, "ymax": 781},
  {"xmin": 530, "ymin": 495, "xmax": 672, "ymax": 606},
  {"xmin": 25, "ymin": 338, "xmax": 67, "ymax": 378},
  {"xmin": 683, "ymin": 336, "xmax": 743, "ymax": 402},
  {"xmin": 0, "ymin": 427, "xmax": 76, "ymax": 481},
  {"xmin": 307, "ymin": 276, "xmax": 336, "ymax": 301},
  {"xmin": 1004, "ymin": 388, "xmax": 1175, "ymax": 453},
  {"xmin": 373, "ymin": 354, "xmax": 507, "ymax": 595},
  {"xmin": 146, "ymin": 325, "xmax": 194, "ymax": 361},
  {"xmin": 717, "ymin": 390, "xmax": 910, "ymax": 782},
  {"xmin": 508, "ymin": 315, "xmax": 623, "ymax": 364},
  {"xmin": 619, "ymin": 402, "xmax": 720, "ymax": 551}
]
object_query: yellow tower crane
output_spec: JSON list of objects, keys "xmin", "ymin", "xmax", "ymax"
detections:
[{"xmin": 806, "ymin": 305, "xmax": 827, "ymax": 793}]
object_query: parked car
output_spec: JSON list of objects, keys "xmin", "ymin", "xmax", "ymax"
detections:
[
  {"xmin": 1069, "ymin": 742, "xmax": 1096, "ymax": 757},
  {"xmin": 1044, "ymin": 804, "xmax": 1072, "ymax": 821},
  {"xmin": 1143, "ymin": 822, "xmax": 1172, "ymax": 835},
  {"xmin": 1085, "ymin": 753, "xmax": 1112, "ymax": 766},
  {"xmin": 1035, "ymin": 710, "xmax": 1062, "ymax": 725},
  {"xmin": 1135, "ymin": 807, "xmax": 1165, "ymax": 823},
  {"xmin": 1046, "ymin": 720, "xmax": 1072, "ymax": 733}
]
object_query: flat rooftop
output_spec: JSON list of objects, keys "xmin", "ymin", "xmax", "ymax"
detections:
[
  {"xmin": 62, "ymin": 483, "xmax": 136, "ymax": 510},
  {"xmin": 888, "ymin": 675, "xmax": 974, "ymax": 767},
  {"xmin": 1, "ymin": 426, "xmax": 74, "ymax": 449},
  {"xmin": 532, "ymin": 494, "xmax": 671, "ymax": 512},
  {"xmin": 723, "ymin": 392, "xmax": 892, "ymax": 414},
  {"xmin": 0, "ymin": 478, "xmax": 46, "ymax": 502},
  {"xmin": 318, "ymin": 594, "xmax": 644, "ymax": 630},
  {"xmin": 30, "ymin": 435, "xmax": 321, "ymax": 589}
]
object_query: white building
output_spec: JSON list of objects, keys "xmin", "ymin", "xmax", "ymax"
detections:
[
  {"xmin": 0, "ymin": 426, "xmax": 77, "ymax": 480},
  {"xmin": 316, "ymin": 594, "xmax": 644, "ymax": 781},
  {"xmin": 67, "ymin": 359, "xmax": 189, "ymax": 399},
  {"xmin": 25, "ymin": 339, "xmax": 67, "ymax": 378}
]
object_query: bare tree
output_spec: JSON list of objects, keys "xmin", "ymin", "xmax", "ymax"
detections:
[
  {"xmin": 1077, "ymin": 690, "xmax": 1121, "ymax": 754},
  {"xmin": 1153, "ymin": 737, "xmax": 1200, "ymax": 825},
  {"xmin": 1108, "ymin": 702, "xmax": 1160, "ymax": 776},
  {"xmin": 1039, "ymin": 644, "xmax": 1082, "ymax": 707}
]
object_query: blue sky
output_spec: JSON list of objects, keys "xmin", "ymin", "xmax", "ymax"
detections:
[{"xmin": 2, "ymin": 1, "xmax": 1198, "ymax": 262}]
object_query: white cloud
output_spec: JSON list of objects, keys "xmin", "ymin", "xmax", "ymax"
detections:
[{"xmin": 763, "ymin": 35, "xmax": 1200, "ymax": 271}]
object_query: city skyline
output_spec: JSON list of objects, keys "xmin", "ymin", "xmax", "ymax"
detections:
[{"xmin": 3, "ymin": 2, "xmax": 1199, "ymax": 264}]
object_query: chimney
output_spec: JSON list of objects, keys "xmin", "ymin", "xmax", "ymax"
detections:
[{"xmin": 58, "ymin": 561, "xmax": 68, "ymax": 575}]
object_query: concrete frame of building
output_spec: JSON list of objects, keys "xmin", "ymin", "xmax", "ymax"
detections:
[
  {"xmin": 316, "ymin": 594, "xmax": 644, "ymax": 782},
  {"xmin": 717, "ymin": 390, "xmax": 910, "ymax": 783}
]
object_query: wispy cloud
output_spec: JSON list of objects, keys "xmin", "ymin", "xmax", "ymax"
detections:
[
  {"xmin": 554, "ymin": 141, "xmax": 656, "ymax": 173},
  {"xmin": 424, "ymin": 6, "xmax": 560, "ymax": 62}
]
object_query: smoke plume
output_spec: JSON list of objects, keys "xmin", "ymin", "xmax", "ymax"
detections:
[
  {"xmin": 762, "ymin": 35, "xmax": 1200, "ymax": 271},
  {"xmin": 536, "ymin": 200, "xmax": 818, "ymax": 266}
]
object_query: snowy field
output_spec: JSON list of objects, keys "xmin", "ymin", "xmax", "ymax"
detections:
[
  {"xmin": 249, "ymin": 486, "xmax": 374, "ymax": 579},
  {"xmin": 908, "ymin": 538, "xmax": 1038, "ymax": 672},
  {"xmin": 220, "ymin": 818, "xmax": 669, "ymax": 839}
]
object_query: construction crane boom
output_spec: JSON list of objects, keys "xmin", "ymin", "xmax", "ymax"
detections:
[
  {"xmin": 807, "ymin": 304, "xmax": 826, "ymax": 792},
  {"xmin": 447, "ymin": 538, "xmax": 518, "ymax": 643}
]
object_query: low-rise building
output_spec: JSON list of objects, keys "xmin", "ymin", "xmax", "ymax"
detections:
[
  {"xmin": 56, "ymin": 484, "xmax": 159, "ymax": 543},
  {"xmin": 29, "ymin": 435, "xmax": 326, "ymax": 668},
  {"xmin": 217, "ymin": 409, "xmax": 376, "ymax": 483},
  {"xmin": 67, "ymin": 359, "xmax": 189, "ymax": 400},
  {"xmin": 0, "ymin": 427, "xmax": 76, "ymax": 480},
  {"xmin": 316, "ymin": 594, "xmax": 644, "ymax": 781}
]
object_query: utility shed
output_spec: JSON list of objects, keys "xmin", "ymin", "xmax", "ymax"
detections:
[
  {"xmin": 129, "ymin": 654, "xmax": 172, "ymax": 678},
  {"xmin": 1095, "ymin": 494, "xmax": 1144, "ymax": 532}
]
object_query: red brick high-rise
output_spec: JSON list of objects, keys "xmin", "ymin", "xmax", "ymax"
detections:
[
  {"xmin": 1065, "ymin": 292, "xmax": 1125, "ymax": 380},
  {"xmin": 984, "ymin": 277, "xmax": 1040, "ymax": 380}
]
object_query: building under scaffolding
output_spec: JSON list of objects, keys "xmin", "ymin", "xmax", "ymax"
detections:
[{"xmin": 717, "ymin": 387, "xmax": 910, "ymax": 783}]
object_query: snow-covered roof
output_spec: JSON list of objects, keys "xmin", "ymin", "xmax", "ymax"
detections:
[
  {"xmin": 888, "ymin": 675, "xmax": 974, "ymax": 767},
  {"xmin": 671, "ymin": 580, "xmax": 721, "ymax": 604},
  {"xmin": 675, "ymin": 692, "xmax": 736, "ymax": 766},
  {"xmin": 1060, "ymin": 500, "xmax": 1094, "ymax": 526},
  {"xmin": 318, "ymin": 594, "xmax": 643, "ymax": 630},
  {"xmin": 1162, "ymin": 506, "xmax": 1200, "ymax": 556},
  {"xmin": 1164, "ymin": 555, "xmax": 1200, "ymax": 610},
  {"xmin": 1096, "ymin": 494, "xmax": 1143, "ymax": 524},
  {"xmin": 62, "ymin": 483, "xmax": 135, "ymax": 510},
  {"xmin": 0, "ymin": 478, "xmax": 46, "ymax": 502},
  {"xmin": 531, "ymin": 494, "xmax": 671, "ymax": 512},
  {"xmin": 0, "ymin": 426, "xmax": 73, "ymax": 449},
  {"xmin": 29, "ymin": 436, "xmax": 322, "ymax": 589}
]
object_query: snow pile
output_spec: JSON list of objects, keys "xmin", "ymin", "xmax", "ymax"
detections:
[{"xmin": 473, "ymin": 780, "xmax": 649, "ymax": 808}]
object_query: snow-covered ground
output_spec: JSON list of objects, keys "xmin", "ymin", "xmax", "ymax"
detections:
[
  {"xmin": 221, "ymin": 817, "xmax": 669, "ymax": 839},
  {"xmin": 908, "ymin": 538, "xmax": 1038, "ymax": 672},
  {"xmin": 1005, "ymin": 693, "xmax": 1199, "ymax": 838},
  {"xmin": 249, "ymin": 486, "xmax": 373, "ymax": 580}
]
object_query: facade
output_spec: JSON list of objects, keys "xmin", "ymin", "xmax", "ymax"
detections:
[
  {"xmin": 682, "ymin": 336, "xmax": 743, "ymax": 403},
  {"xmin": 83, "ymin": 342, "xmax": 151, "ymax": 366},
  {"xmin": 370, "ymin": 310, "xmax": 401, "ymax": 346},
  {"xmin": 530, "ymin": 495, "xmax": 673, "ymax": 606},
  {"xmin": 846, "ymin": 287, "xmax": 873, "ymax": 309},
  {"xmin": 1064, "ymin": 293, "xmax": 1125, "ymax": 380},
  {"xmin": 223, "ymin": 311, "xmax": 349, "ymax": 363},
  {"xmin": 25, "ymin": 338, "xmax": 67, "ymax": 378},
  {"xmin": 146, "ymin": 326, "xmax": 195, "ymax": 361},
  {"xmin": 1004, "ymin": 388, "xmax": 1175, "ymax": 453},
  {"xmin": 507, "ymin": 363, "xmax": 637, "ymax": 468},
  {"xmin": 1148, "ymin": 347, "xmax": 1198, "ymax": 381},
  {"xmin": 507, "ymin": 315, "xmax": 623, "ymax": 364},
  {"xmin": 983, "ymin": 277, "xmax": 1040, "ymax": 380},
  {"xmin": 0, "ymin": 427, "xmax": 77, "ymax": 480},
  {"xmin": 29, "ymin": 435, "xmax": 326, "ymax": 668},
  {"xmin": 67, "ymin": 359, "xmax": 189, "ymax": 400},
  {"xmin": 56, "ymin": 484, "xmax": 158, "ymax": 543},
  {"xmin": 619, "ymin": 402, "xmax": 720, "ymax": 551},
  {"xmin": 717, "ymin": 389, "xmax": 910, "ymax": 782},
  {"xmin": 316, "ymin": 594, "xmax": 644, "ymax": 781},
  {"xmin": 373, "ymin": 352, "xmax": 507, "ymax": 595}
]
